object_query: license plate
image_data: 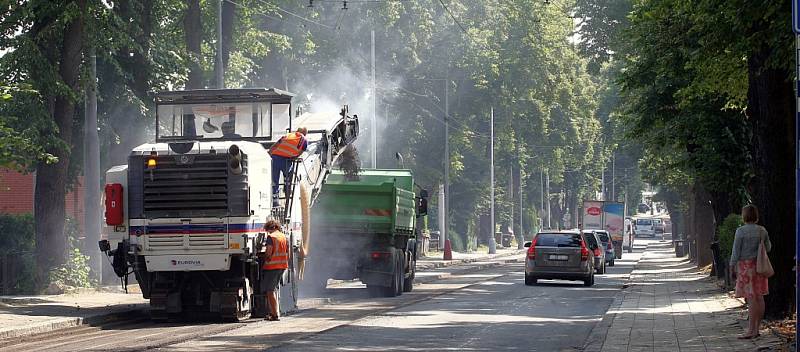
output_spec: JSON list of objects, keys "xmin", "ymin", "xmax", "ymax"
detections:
[{"xmin": 548, "ymin": 254, "xmax": 568, "ymax": 261}]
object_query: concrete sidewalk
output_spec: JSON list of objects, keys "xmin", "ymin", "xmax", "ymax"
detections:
[
  {"xmin": 584, "ymin": 241, "xmax": 782, "ymax": 352},
  {"xmin": 0, "ymin": 248, "xmax": 522, "ymax": 341}
]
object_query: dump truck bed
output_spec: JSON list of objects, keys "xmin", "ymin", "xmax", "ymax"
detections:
[{"xmin": 314, "ymin": 169, "xmax": 415, "ymax": 235}]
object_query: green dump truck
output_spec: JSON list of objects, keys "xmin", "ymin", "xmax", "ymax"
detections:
[{"xmin": 305, "ymin": 169, "xmax": 428, "ymax": 297}]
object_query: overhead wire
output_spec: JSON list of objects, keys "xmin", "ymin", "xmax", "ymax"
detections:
[{"xmin": 250, "ymin": 0, "xmax": 334, "ymax": 29}]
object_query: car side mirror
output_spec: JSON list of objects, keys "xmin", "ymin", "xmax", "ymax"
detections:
[{"xmin": 523, "ymin": 242, "xmax": 531, "ymax": 248}]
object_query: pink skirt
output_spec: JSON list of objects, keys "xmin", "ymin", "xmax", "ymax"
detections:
[{"xmin": 735, "ymin": 259, "xmax": 769, "ymax": 299}]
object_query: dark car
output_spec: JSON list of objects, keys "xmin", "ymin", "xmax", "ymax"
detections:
[
  {"xmin": 595, "ymin": 230, "xmax": 615, "ymax": 267},
  {"xmin": 524, "ymin": 231, "xmax": 596, "ymax": 287},
  {"xmin": 582, "ymin": 230, "xmax": 606, "ymax": 274}
]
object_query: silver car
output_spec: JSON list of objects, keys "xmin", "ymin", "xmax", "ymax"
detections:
[
  {"xmin": 524, "ymin": 231, "xmax": 596, "ymax": 287},
  {"xmin": 582, "ymin": 230, "xmax": 606, "ymax": 274},
  {"xmin": 595, "ymin": 230, "xmax": 615, "ymax": 267}
]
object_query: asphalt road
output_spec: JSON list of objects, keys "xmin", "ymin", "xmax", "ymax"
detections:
[
  {"xmin": 269, "ymin": 247, "xmax": 643, "ymax": 352},
  {"xmin": 0, "ymin": 243, "xmax": 647, "ymax": 352}
]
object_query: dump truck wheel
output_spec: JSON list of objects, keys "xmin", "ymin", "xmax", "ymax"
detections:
[
  {"xmin": 403, "ymin": 252, "xmax": 415, "ymax": 293},
  {"xmin": 392, "ymin": 252, "xmax": 404, "ymax": 296}
]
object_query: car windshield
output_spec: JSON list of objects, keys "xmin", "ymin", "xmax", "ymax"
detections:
[
  {"xmin": 535, "ymin": 233, "xmax": 582, "ymax": 247},
  {"xmin": 636, "ymin": 219, "xmax": 652, "ymax": 226},
  {"xmin": 156, "ymin": 102, "xmax": 290, "ymax": 141}
]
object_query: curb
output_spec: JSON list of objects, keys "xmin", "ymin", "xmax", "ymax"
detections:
[
  {"xmin": 416, "ymin": 250, "xmax": 525, "ymax": 271},
  {"xmin": 415, "ymin": 256, "xmax": 524, "ymax": 285},
  {"xmin": 0, "ymin": 303, "xmax": 148, "ymax": 340},
  {"xmin": 0, "ymin": 253, "xmax": 524, "ymax": 341}
]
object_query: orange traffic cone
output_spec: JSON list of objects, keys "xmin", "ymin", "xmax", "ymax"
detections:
[{"xmin": 443, "ymin": 239, "xmax": 453, "ymax": 260}]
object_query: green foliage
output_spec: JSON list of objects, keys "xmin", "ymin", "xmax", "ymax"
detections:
[
  {"xmin": 49, "ymin": 247, "xmax": 92, "ymax": 289},
  {"xmin": 0, "ymin": 213, "xmax": 35, "ymax": 254},
  {"xmin": 717, "ymin": 214, "xmax": 743, "ymax": 263},
  {"xmin": 49, "ymin": 218, "xmax": 94, "ymax": 289},
  {"xmin": 0, "ymin": 213, "xmax": 36, "ymax": 293},
  {"xmin": 0, "ymin": 86, "xmax": 57, "ymax": 170}
]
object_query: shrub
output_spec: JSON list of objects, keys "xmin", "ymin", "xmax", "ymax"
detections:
[
  {"xmin": 717, "ymin": 214, "xmax": 743, "ymax": 262},
  {"xmin": 48, "ymin": 217, "xmax": 94, "ymax": 289},
  {"xmin": 448, "ymin": 228, "xmax": 466, "ymax": 252},
  {"xmin": 0, "ymin": 213, "xmax": 36, "ymax": 293},
  {"xmin": 0, "ymin": 213, "xmax": 35, "ymax": 254}
]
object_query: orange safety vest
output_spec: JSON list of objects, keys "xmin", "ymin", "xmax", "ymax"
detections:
[
  {"xmin": 270, "ymin": 132, "xmax": 305, "ymax": 158},
  {"xmin": 262, "ymin": 231, "xmax": 289, "ymax": 270}
]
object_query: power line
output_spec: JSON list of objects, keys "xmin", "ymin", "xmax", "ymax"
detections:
[
  {"xmin": 225, "ymin": 0, "xmax": 285, "ymax": 23},
  {"xmin": 436, "ymin": 0, "xmax": 469, "ymax": 37},
  {"xmin": 251, "ymin": 0, "xmax": 334, "ymax": 29}
]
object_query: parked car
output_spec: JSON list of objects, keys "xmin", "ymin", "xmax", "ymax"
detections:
[
  {"xmin": 653, "ymin": 218, "xmax": 664, "ymax": 235},
  {"xmin": 634, "ymin": 218, "xmax": 655, "ymax": 238},
  {"xmin": 623, "ymin": 218, "xmax": 634, "ymax": 253},
  {"xmin": 594, "ymin": 230, "xmax": 615, "ymax": 267},
  {"xmin": 582, "ymin": 230, "xmax": 606, "ymax": 274},
  {"xmin": 524, "ymin": 230, "xmax": 596, "ymax": 287}
]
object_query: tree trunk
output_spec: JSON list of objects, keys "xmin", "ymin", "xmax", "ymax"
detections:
[
  {"xmin": 217, "ymin": 0, "xmax": 236, "ymax": 87},
  {"xmin": 686, "ymin": 190, "xmax": 696, "ymax": 261},
  {"xmin": 34, "ymin": 0, "xmax": 85, "ymax": 288},
  {"xmin": 184, "ymin": 0, "xmax": 203, "ymax": 89},
  {"xmin": 692, "ymin": 184, "xmax": 715, "ymax": 268},
  {"xmin": 746, "ymin": 47, "xmax": 796, "ymax": 318}
]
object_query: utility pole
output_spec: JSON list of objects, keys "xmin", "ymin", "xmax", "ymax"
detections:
[
  {"xmin": 519, "ymin": 166, "xmax": 524, "ymax": 248},
  {"xmin": 600, "ymin": 159, "xmax": 605, "ymax": 201},
  {"xmin": 84, "ymin": 50, "xmax": 101, "ymax": 283},
  {"xmin": 444, "ymin": 75, "xmax": 450, "ymax": 254},
  {"xmin": 540, "ymin": 167, "xmax": 544, "ymax": 230},
  {"xmin": 546, "ymin": 169, "xmax": 551, "ymax": 229},
  {"xmin": 611, "ymin": 153, "xmax": 616, "ymax": 201},
  {"xmin": 438, "ymin": 185, "xmax": 445, "ymax": 250},
  {"xmin": 488, "ymin": 108, "xmax": 496, "ymax": 254},
  {"xmin": 371, "ymin": 30, "xmax": 377, "ymax": 168},
  {"xmin": 216, "ymin": 0, "xmax": 224, "ymax": 88}
]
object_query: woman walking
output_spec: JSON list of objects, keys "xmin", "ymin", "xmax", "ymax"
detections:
[{"xmin": 729, "ymin": 204, "xmax": 771, "ymax": 339}]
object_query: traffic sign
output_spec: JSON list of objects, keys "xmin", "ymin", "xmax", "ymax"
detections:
[{"xmin": 794, "ymin": 0, "xmax": 800, "ymax": 33}]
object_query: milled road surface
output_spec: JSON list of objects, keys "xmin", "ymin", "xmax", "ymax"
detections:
[{"xmin": 0, "ymin": 243, "xmax": 648, "ymax": 351}]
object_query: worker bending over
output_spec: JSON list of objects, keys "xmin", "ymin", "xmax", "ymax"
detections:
[{"xmin": 269, "ymin": 127, "xmax": 308, "ymax": 207}]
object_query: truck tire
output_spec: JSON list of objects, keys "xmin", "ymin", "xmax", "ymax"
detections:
[
  {"xmin": 375, "ymin": 251, "xmax": 403, "ymax": 298},
  {"xmin": 524, "ymin": 274, "xmax": 536, "ymax": 286},
  {"xmin": 403, "ymin": 251, "xmax": 415, "ymax": 293},
  {"xmin": 392, "ymin": 252, "xmax": 404, "ymax": 296}
]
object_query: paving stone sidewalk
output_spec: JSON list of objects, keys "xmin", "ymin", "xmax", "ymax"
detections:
[{"xmin": 584, "ymin": 241, "xmax": 782, "ymax": 352}]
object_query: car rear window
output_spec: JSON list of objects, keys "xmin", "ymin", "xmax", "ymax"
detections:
[
  {"xmin": 583, "ymin": 233, "xmax": 598, "ymax": 247},
  {"xmin": 636, "ymin": 219, "xmax": 652, "ymax": 225},
  {"xmin": 535, "ymin": 233, "xmax": 581, "ymax": 247},
  {"xmin": 597, "ymin": 233, "xmax": 610, "ymax": 243}
]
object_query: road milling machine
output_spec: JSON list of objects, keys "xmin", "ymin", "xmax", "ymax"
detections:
[{"xmin": 98, "ymin": 88, "xmax": 358, "ymax": 321}]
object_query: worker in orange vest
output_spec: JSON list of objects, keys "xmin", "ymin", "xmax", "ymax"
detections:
[
  {"xmin": 260, "ymin": 219, "xmax": 289, "ymax": 321},
  {"xmin": 269, "ymin": 127, "xmax": 308, "ymax": 207}
]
